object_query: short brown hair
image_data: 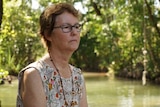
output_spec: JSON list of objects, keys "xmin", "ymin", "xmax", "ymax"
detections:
[{"xmin": 39, "ymin": 3, "xmax": 80, "ymax": 49}]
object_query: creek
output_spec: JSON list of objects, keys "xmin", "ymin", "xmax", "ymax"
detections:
[{"xmin": 85, "ymin": 74, "xmax": 160, "ymax": 107}]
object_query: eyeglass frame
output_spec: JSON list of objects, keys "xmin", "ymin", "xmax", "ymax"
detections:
[{"xmin": 53, "ymin": 23, "xmax": 82, "ymax": 33}]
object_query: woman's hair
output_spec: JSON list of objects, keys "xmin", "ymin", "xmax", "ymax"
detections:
[{"xmin": 39, "ymin": 3, "xmax": 80, "ymax": 49}]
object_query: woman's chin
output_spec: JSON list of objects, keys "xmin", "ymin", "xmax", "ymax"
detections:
[{"xmin": 69, "ymin": 46, "xmax": 79, "ymax": 52}]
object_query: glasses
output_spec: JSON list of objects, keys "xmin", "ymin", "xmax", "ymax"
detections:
[{"xmin": 53, "ymin": 23, "xmax": 82, "ymax": 33}]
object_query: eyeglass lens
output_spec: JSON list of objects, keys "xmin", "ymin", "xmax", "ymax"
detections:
[
  {"xmin": 54, "ymin": 24, "xmax": 82, "ymax": 33},
  {"xmin": 62, "ymin": 24, "xmax": 81, "ymax": 33}
]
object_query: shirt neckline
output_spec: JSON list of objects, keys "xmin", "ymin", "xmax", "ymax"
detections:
[{"xmin": 38, "ymin": 60, "xmax": 74, "ymax": 80}]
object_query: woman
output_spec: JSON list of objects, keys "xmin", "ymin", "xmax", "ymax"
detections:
[{"xmin": 16, "ymin": 3, "xmax": 88, "ymax": 107}]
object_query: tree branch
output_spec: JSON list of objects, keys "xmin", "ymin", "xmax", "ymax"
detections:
[
  {"xmin": 144, "ymin": 0, "xmax": 160, "ymax": 37},
  {"xmin": 92, "ymin": 2, "xmax": 102, "ymax": 16}
]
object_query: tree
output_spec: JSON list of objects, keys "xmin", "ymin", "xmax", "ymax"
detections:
[
  {"xmin": 0, "ymin": 0, "xmax": 44, "ymax": 75},
  {"xmin": 0, "ymin": 0, "xmax": 3, "ymax": 28},
  {"xmin": 1, "ymin": 0, "xmax": 160, "ymax": 83}
]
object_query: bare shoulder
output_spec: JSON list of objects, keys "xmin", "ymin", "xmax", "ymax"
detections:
[
  {"xmin": 22, "ymin": 67, "xmax": 43, "ymax": 91},
  {"xmin": 23, "ymin": 68, "xmax": 40, "ymax": 81},
  {"xmin": 21, "ymin": 68, "xmax": 46, "ymax": 107}
]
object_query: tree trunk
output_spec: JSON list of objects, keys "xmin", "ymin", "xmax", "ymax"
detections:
[
  {"xmin": 144, "ymin": 0, "xmax": 160, "ymax": 37},
  {"xmin": 144, "ymin": 0, "xmax": 160, "ymax": 72}
]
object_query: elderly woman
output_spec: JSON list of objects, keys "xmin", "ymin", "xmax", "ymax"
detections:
[{"xmin": 16, "ymin": 3, "xmax": 88, "ymax": 107}]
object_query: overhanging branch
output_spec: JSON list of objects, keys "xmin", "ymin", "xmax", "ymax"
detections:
[{"xmin": 144, "ymin": 0, "xmax": 160, "ymax": 37}]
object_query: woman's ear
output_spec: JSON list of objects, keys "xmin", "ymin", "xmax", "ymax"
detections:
[{"xmin": 44, "ymin": 31, "xmax": 52, "ymax": 42}]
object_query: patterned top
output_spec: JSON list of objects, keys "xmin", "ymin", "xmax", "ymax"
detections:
[{"xmin": 16, "ymin": 60, "xmax": 84, "ymax": 107}]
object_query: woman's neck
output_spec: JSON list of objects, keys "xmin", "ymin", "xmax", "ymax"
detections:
[
  {"xmin": 49, "ymin": 49, "xmax": 71, "ymax": 64},
  {"xmin": 47, "ymin": 49, "xmax": 72, "ymax": 77}
]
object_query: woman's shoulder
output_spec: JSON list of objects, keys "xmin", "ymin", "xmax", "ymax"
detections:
[
  {"xmin": 21, "ymin": 59, "xmax": 49, "ymax": 71},
  {"xmin": 22, "ymin": 67, "xmax": 41, "ymax": 82},
  {"xmin": 70, "ymin": 65, "xmax": 85, "ymax": 79},
  {"xmin": 18, "ymin": 60, "xmax": 46, "ymax": 77},
  {"xmin": 70, "ymin": 65, "xmax": 81, "ymax": 73}
]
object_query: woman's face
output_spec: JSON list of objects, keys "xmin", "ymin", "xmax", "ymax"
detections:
[{"xmin": 49, "ymin": 11, "xmax": 81, "ymax": 53}]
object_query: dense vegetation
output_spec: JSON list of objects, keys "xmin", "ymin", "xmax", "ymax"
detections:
[{"xmin": 0, "ymin": 0, "xmax": 160, "ymax": 83}]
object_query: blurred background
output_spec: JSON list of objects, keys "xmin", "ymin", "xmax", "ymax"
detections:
[{"xmin": 0, "ymin": 0, "xmax": 160, "ymax": 107}]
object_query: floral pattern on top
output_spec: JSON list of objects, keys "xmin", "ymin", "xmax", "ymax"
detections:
[{"xmin": 16, "ymin": 60, "xmax": 84, "ymax": 107}]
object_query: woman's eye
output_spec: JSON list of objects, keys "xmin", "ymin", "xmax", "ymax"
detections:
[
  {"xmin": 75, "ymin": 25, "xmax": 79, "ymax": 28},
  {"xmin": 63, "ymin": 26, "xmax": 70, "ymax": 29}
]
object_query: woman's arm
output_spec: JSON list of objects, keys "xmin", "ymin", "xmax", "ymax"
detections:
[{"xmin": 21, "ymin": 68, "xmax": 46, "ymax": 107}]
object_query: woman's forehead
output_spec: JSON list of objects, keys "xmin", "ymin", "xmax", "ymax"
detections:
[{"xmin": 55, "ymin": 12, "xmax": 79, "ymax": 24}]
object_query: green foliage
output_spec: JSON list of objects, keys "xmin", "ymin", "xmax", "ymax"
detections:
[
  {"xmin": 0, "ymin": 69, "xmax": 8, "ymax": 78},
  {"xmin": 0, "ymin": 0, "xmax": 44, "ymax": 75},
  {"xmin": 72, "ymin": 32, "xmax": 100, "ymax": 71},
  {"xmin": 0, "ymin": 0, "xmax": 160, "ymax": 81}
]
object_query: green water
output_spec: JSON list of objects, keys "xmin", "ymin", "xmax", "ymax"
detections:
[
  {"xmin": 86, "ymin": 76, "xmax": 160, "ymax": 107},
  {"xmin": 0, "ymin": 80, "xmax": 18, "ymax": 107},
  {"xmin": 0, "ymin": 76, "xmax": 160, "ymax": 107}
]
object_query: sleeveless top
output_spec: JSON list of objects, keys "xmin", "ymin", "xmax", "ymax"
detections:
[{"xmin": 16, "ymin": 60, "xmax": 84, "ymax": 107}]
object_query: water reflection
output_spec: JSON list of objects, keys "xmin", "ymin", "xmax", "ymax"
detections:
[
  {"xmin": 85, "ymin": 75, "xmax": 160, "ymax": 107},
  {"xmin": 117, "ymin": 86, "xmax": 134, "ymax": 107},
  {"xmin": 118, "ymin": 96, "xmax": 133, "ymax": 107},
  {"xmin": 116, "ymin": 83, "xmax": 160, "ymax": 107}
]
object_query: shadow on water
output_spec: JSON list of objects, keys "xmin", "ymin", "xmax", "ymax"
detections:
[{"xmin": 84, "ymin": 73, "xmax": 160, "ymax": 107}]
